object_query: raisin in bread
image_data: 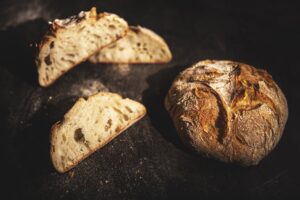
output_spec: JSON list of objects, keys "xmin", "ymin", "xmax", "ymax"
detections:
[
  {"xmin": 50, "ymin": 92, "xmax": 146, "ymax": 173},
  {"xmin": 89, "ymin": 26, "xmax": 172, "ymax": 64},
  {"xmin": 36, "ymin": 7, "xmax": 128, "ymax": 87}
]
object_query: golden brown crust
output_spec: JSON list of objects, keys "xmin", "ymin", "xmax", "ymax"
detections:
[{"xmin": 165, "ymin": 60, "xmax": 288, "ymax": 166}]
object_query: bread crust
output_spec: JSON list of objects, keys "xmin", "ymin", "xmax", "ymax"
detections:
[{"xmin": 165, "ymin": 60, "xmax": 288, "ymax": 166}]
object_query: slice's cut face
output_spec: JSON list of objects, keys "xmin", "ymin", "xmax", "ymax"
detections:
[
  {"xmin": 89, "ymin": 26, "xmax": 172, "ymax": 64},
  {"xmin": 37, "ymin": 7, "xmax": 128, "ymax": 87},
  {"xmin": 50, "ymin": 92, "xmax": 146, "ymax": 173}
]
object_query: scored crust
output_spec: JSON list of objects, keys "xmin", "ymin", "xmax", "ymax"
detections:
[
  {"xmin": 89, "ymin": 26, "xmax": 172, "ymax": 64},
  {"xmin": 165, "ymin": 60, "xmax": 288, "ymax": 166},
  {"xmin": 36, "ymin": 7, "xmax": 128, "ymax": 87},
  {"xmin": 50, "ymin": 92, "xmax": 146, "ymax": 173}
]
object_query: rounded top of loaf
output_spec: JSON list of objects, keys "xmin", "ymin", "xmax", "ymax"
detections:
[{"xmin": 165, "ymin": 60, "xmax": 288, "ymax": 166}]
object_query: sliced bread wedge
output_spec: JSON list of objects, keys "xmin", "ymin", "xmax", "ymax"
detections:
[
  {"xmin": 89, "ymin": 26, "xmax": 172, "ymax": 64},
  {"xmin": 36, "ymin": 7, "xmax": 128, "ymax": 87},
  {"xmin": 50, "ymin": 92, "xmax": 146, "ymax": 173}
]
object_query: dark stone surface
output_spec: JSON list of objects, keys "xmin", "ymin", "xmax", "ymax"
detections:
[{"xmin": 0, "ymin": 0, "xmax": 300, "ymax": 199}]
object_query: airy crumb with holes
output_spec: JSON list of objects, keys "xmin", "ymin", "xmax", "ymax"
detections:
[
  {"xmin": 89, "ymin": 26, "xmax": 172, "ymax": 64},
  {"xmin": 50, "ymin": 92, "xmax": 146, "ymax": 173},
  {"xmin": 36, "ymin": 7, "xmax": 128, "ymax": 87}
]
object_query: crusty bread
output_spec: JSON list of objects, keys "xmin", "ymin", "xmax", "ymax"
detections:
[
  {"xmin": 165, "ymin": 60, "xmax": 288, "ymax": 166},
  {"xmin": 50, "ymin": 92, "xmax": 146, "ymax": 173},
  {"xmin": 89, "ymin": 26, "xmax": 172, "ymax": 64},
  {"xmin": 36, "ymin": 7, "xmax": 128, "ymax": 87}
]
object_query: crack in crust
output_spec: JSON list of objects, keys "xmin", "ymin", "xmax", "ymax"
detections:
[{"xmin": 165, "ymin": 60, "xmax": 288, "ymax": 166}]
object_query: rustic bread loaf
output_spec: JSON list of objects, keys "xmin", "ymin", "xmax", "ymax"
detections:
[
  {"xmin": 89, "ymin": 26, "xmax": 172, "ymax": 64},
  {"xmin": 36, "ymin": 7, "xmax": 128, "ymax": 87},
  {"xmin": 165, "ymin": 60, "xmax": 288, "ymax": 166},
  {"xmin": 50, "ymin": 92, "xmax": 146, "ymax": 173}
]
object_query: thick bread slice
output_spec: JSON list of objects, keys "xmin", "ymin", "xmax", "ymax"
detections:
[
  {"xmin": 89, "ymin": 26, "xmax": 172, "ymax": 64},
  {"xmin": 37, "ymin": 7, "xmax": 128, "ymax": 87},
  {"xmin": 50, "ymin": 92, "xmax": 146, "ymax": 173}
]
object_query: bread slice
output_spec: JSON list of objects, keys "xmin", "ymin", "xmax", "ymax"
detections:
[
  {"xmin": 89, "ymin": 26, "xmax": 172, "ymax": 64},
  {"xmin": 50, "ymin": 92, "xmax": 146, "ymax": 173},
  {"xmin": 36, "ymin": 7, "xmax": 128, "ymax": 87}
]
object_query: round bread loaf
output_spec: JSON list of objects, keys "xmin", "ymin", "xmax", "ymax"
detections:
[{"xmin": 165, "ymin": 60, "xmax": 288, "ymax": 166}]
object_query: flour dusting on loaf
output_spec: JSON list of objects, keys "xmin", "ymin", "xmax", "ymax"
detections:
[{"xmin": 165, "ymin": 60, "xmax": 288, "ymax": 166}]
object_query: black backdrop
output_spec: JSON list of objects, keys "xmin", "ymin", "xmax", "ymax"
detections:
[{"xmin": 0, "ymin": 0, "xmax": 300, "ymax": 199}]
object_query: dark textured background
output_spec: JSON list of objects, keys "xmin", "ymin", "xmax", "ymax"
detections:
[{"xmin": 0, "ymin": 0, "xmax": 299, "ymax": 199}]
